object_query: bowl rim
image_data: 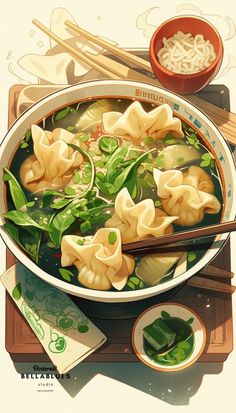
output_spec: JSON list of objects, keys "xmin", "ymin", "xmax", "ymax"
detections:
[
  {"xmin": 149, "ymin": 14, "xmax": 224, "ymax": 79},
  {"xmin": 0, "ymin": 79, "xmax": 235, "ymax": 303},
  {"xmin": 131, "ymin": 302, "xmax": 206, "ymax": 372}
]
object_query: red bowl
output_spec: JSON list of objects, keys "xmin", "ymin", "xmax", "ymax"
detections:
[{"xmin": 149, "ymin": 16, "xmax": 224, "ymax": 95}]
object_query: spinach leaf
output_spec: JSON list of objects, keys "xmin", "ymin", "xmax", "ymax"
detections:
[
  {"xmin": 3, "ymin": 168, "xmax": 28, "ymax": 210},
  {"xmin": 105, "ymin": 146, "xmax": 128, "ymax": 180},
  {"xmin": 99, "ymin": 136, "xmax": 118, "ymax": 154},
  {"xmin": 4, "ymin": 210, "xmax": 51, "ymax": 232},
  {"xmin": 67, "ymin": 143, "xmax": 95, "ymax": 194},
  {"xmin": 50, "ymin": 198, "xmax": 72, "ymax": 209},
  {"xmin": 55, "ymin": 106, "xmax": 71, "ymax": 120},
  {"xmin": 49, "ymin": 206, "xmax": 75, "ymax": 247},
  {"xmin": 43, "ymin": 190, "xmax": 64, "ymax": 207},
  {"xmin": 4, "ymin": 222, "xmax": 39, "ymax": 262},
  {"xmin": 113, "ymin": 148, "xmax": 155, "ymax": 194},
  {"xmin": 21, "ymin": 128, "xmax": 32, "ymax": 148},
  {"xmin": 64, "ymin": 186, "xmax": 76, "ymax": 196},
  {"xmin": 4, "ymin": 222, "xmax": 26, "ymax": 251},
  {"xmin": 23, "ymin": 227, "xmax": 42, "ymax": 264}
]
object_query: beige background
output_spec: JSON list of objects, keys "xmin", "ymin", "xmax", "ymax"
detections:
[{"xmin": 0, "ymin": 0, "xmax": 236, "ymax": 412}]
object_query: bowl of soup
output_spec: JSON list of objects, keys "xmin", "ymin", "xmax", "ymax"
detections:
[{"xmin": 0, "ymin": 80, "xmax": 235, "ymax": 303}]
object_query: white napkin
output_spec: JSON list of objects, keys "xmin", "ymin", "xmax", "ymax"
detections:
[{"xmin": 1, "ymin": 263, "xmax": 106, "ymax": 373}]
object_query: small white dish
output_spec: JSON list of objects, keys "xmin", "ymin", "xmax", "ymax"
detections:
[{"xmin": 132, "ymin": 302, "xmax": 206, "ymax": 372}]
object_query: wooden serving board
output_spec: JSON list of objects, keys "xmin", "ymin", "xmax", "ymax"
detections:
[{"xmin": 5, "ymin": 83, "xmax": 234, "ymax": 363}]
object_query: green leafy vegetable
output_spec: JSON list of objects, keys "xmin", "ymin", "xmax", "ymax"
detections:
[
  {"xmin": 127, "ymin": 276, "xmax": 144, "ymax": 290},
  {"xmin": 161, "ymin": 311, "xmax": 171, "ymax": 320},
  {"xmin": 12, "ymin": 283, "xmax": 21, "ymax": 301},
  {"xmin": 59, "ymin": 268, "xmax": 74, "ymax": 282},
  {"xmin": 108, "ymin": 231, "xmax": 117, "ymax": 245},
  {"xmin": 165, "ymin": 138, "xmax": 177, "ymax": 145},
  {"xmin": 186, "ymin": 317, "xmax": 194, "ymax": 325},
  {"xmin": 113, "ymin": 148, "xmax": 155, "ymax": 194},
  {"xmin": 186, "ymin": 133, "xmax": 200, "ymax": 149},
  {"xmin": 49, "ymin": 208, "xmax": 75, "ymax": 247},
  {"xmin": 64, "ymin": 186, "xmax": 76, "ymax": 196},
  {"xmin": 21, "ymin": 128, "xmax": 32, "ymax": 148},
  {"xmin": 105, "ymin": 146, "xmax": 128, "ymax": 180},
  {"xmin": 72, "ymin": 171, "xmax": 81, "ymax": 184},
  {"xmin": 43, "ymin": 190, "xmax": 64, "ymax": 207},
  {"xmin": 99, "ymin": 136, "xmax": 118, "ymax": 154},
  {"xmin": 78, "ymin": 133, "xmax": 90, "ymax": 142},
  {"xmin": 4, "ymin": 210, "xmax": 51, "ymax": 231},
  {"xmin": 77, "ymin": 239, "xmax": 86, "ymax": 246},
  {"xmin": 188, "ymin": 251, "xmax": 197, "ymax": 262},
  {"xmin": 154, "ymin": 200, "xmax": 162, "ymax": 207},
  {"xmin": 26, "ymin": 201, "xmax": 35, "ymax": 208},
  {"xmin": 67, "ymin": 143, "xmax": 95, "ymax": 194},
  {"xmin": 4, "ymin": 222, "xmax": 40, "ymax": 262},
  {"xmin": 3, "ymin": 168, "xmax": 28, "ymax": 210},
  {"xmin": 50, "ymin": 198, "xmax": 71, "ymax": 210},
  {"xmin": 200, "ymin": 152, "xmax": 214, "ymax": 168},
  {"xmin": 80, "ymin": 220, "xmax": 92, "ymax": 234},
  {"xmin": 55, "ymin": 106, "xmax": 71, "ymax": 120},
  {"xmin": 66, "ymin": 126, "xmax": 74, "ymax": 132}
]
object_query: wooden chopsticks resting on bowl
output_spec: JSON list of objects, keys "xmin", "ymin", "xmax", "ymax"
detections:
[
  {"xmin": 122, "ymin": 222, "xmax": 236, "ymax": 294},
  {"xmin": 122, "ymin": 221, "xmax": 236, "ymax": 254},
  {"xmin": 32, "ymin": 19, "xmax": 236, "ymax": 146}
]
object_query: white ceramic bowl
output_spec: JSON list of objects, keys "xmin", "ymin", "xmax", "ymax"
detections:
[{"xmin": 0, "ymin": 80, "xmax": 235, "ymax": 303}]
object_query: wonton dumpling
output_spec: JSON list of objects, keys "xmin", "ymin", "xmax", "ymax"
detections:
[
  {"xmin": 105, "ymin": 187, "xmax": 177, "ymax": 243},
  {"xmin": 20, "ymin": 125, "xmax": 83, "ymax": 192},
  {"xmin": 182, "ymin": 165, "xmax": 214, "ymax": 194},
  {"xmin": 102, "ymin": 101, "xmax": 184, "ymax": 145},
  {"xmin": 154, "ymin": 167, "xmax": 221, "ymax": 226},
  {"xmin": 159, "ymin": 145, "xmax": 200, "ymax": 170},
  {"xmin": 136, "ymin": 251, "xmax": 184, "ymax": 286},
  {"xmin": 76, "ymin": 99, "xmax": 115, "ymax": 132},
  {"xmin": 61, "ymin": 228, "xmax": 135, "ymax": 291}
]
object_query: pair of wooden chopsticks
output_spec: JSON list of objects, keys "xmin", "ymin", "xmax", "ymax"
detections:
[
  {"xmin": 32, "ymin": 19, "xmax": 152, "ymax": 81},
  {"xmin": 187, "ymin": 263, "xmax": 235, "ymax": 294},
  {"xmin": 121, "ymin": 220, "xmax": 236, "ymax": 254},
  {"xmin": 32, "ymin": 18, "xmax": 236, "ymax": 146},
  {"xmin": 32, "ymin": 19, "xmax": 235, "ymax": 294},
  {"xmin": 122, "ymin": 220, "xmax": 236, "ymax": 294}
]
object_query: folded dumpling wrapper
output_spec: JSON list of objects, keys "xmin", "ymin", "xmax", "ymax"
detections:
[
  {"xmin": 1, "ymin": 263, "xmax": 106, "ymax": 373},
  {"xmin": 105, "ymin": 187, "xmax": 178, "ymax": 243},
  {"xmin": 20, "ymin": 125, "xmax": 83, "ymax": 192},
  {"xmin": 61, "ymin": 228, "xmax": 135, "ymax": 291},
  {"xmin": 158, "ymin": 144, "xmax": 201, "ymax": 170},
  {"xmin": 154, "ymin": 166, "xmax": 221, "ymax": 226},
  {"xmin": 102, "ymin": 101, "xmax": 184, "ymax": 144},
  {"xmin": 18, "ymin": 8, "xmax": 117, "ymax": 85},
  {"xmin": 136, "ymin": 251, "xmax": 185, "ymax": 286}
]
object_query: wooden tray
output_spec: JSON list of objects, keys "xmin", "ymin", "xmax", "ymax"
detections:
[{"xmin": 5, "ymin": 83, "xmax": 234, "ymax": 363}]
